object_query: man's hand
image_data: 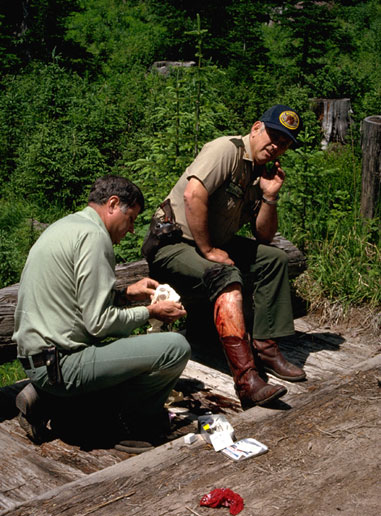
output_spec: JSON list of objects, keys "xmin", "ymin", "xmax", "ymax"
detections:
[
  {"xmin": 126, "ymin": 277, "xmax": 159, "ymax": 302},
  {"xmin": 147, "ymin": 300, "xmax": 186, "ymax": 323},
  {"xmin": 259, "ymin": 160, "xmax": 285, "ymax": 200},
  {"xmin": 204, "ymin": 247, "xmax": 234, "ymax": 266}
]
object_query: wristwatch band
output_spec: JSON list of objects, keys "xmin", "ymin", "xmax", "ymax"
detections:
[{"xmin": 262, "ymin": 196, "xmax": 278, "ymax": 205}]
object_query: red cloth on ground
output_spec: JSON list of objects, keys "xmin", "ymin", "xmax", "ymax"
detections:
[{"xmin": 200, "ymin": 488, "xmax": 244, "ymax": 515}]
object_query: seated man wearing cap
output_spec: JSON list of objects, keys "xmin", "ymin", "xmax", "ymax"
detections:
[{"xmin": 142, "ymin": 105, "xmax": 306, "ymax": 410}]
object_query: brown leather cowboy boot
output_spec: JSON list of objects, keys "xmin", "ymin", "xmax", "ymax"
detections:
[
  {"xmin": 214, "ymin": 284, "xmax": 286, "ymax": 409},
  {"xmin": 221, "ymin": 335, "xmax": 287, "ymax": 409},
  {"xmin": 253, "ymin": 339, "xmax": 306, "ymax": 381}
]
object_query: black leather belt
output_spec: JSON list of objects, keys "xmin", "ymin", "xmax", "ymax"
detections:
[{"xmin": 19, "ymin": 353, "xmax": 46, "ymax": 369}]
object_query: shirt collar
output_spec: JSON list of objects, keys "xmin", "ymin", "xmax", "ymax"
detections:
[
  {"xmin": 80, "ymin": 205, "xmax": 110, "ymax": 237},
  {"xmin": 242, "ymin": 134, "xmax": 264, "ymax": 185},
  {"xmin": 242, "ymin": 134, "xmax": 253, "ymax": 162}
]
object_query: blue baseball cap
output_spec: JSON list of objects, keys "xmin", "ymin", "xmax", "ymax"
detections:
[{"xmin": 260, "ymin": 104, "xmax": 301, "ymax": 143}]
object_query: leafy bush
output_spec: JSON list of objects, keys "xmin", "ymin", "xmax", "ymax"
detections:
[
  {"xmin": 0, "ymin": 200, "xmax": 45, "ymax": 288},
  {"xmin": 279, "ymin": 135, "xmax": 362, "ymax": 251},
  {"xmin": 118, "ymin": 63, "xmax": 236, "ymax": 263},
  {"xmin": 0, "ymin": 61, "xmax": 149, "ymax": 212},
  {"xmin": 279, "ymin": 140, "xmax": 379, "ymax": 309},
  {"xmin": 0, "ymin": 360, "xmax": 25, "ymax": 387}
]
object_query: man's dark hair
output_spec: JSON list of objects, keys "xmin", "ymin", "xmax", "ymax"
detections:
[{"xmin": 88, "ymin": 175, "xmax": 145, "ymax": 212}]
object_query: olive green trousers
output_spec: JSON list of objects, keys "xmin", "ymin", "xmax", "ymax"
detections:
[
  {"xmin": 23, "ymin": 332, "xmax": 191, "ymax": 418},
  {"xmin": 149, "ymin": 235, "xmax": 295, "ymax": 340}
]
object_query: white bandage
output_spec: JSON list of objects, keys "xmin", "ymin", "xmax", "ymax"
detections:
[{"xmin": 148, "ymin": 284, "xmax": 181, "ymax": 333}]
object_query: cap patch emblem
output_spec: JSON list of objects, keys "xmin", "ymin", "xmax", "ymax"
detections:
[{"xmin": 279, "ymin": 111, "xmax": 299, "ymax": 131}]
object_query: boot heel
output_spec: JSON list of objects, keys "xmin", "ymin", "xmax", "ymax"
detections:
[
  {"xmin": 15, "ymin": 383, "xmax": 40, "ymax": 416},
  {"xmin": 15, "ymin": 383, "xmax": 49, "ymax": 444}
]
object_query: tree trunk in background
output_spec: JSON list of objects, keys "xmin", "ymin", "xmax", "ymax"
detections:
[
  {"xmin": 360, "ymin": 115, "xmax": 381, "ymax": 219},
  {"xmin": 310, "ymin": 98, "xmax": 352, "ymax": 149}
]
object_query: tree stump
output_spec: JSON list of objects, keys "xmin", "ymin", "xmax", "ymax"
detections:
[
  {"xmin": 360, "ymin": 115, "xmax": 381, "ymax": 219},
  {"xmin": 310, "ymin": 98, "xmax": 352, "ymax": 149}
]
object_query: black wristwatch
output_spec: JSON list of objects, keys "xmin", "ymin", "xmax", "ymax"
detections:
[{"xmin": 262, "ymin": 195, "xmax": 278, "ymax": 205}]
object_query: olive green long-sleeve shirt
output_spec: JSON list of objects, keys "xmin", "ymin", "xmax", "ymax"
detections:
[{"xmin": 13, "ymin": 206, "xmax": 149, "ymax": 357}]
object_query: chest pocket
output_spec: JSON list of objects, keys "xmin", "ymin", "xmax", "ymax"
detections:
[
  {"xmin": 225, "ymin": 149, "xmax": 255, "ymax": 202},
  {"xmin": 226, "ymin": 180, "xmax": 245, "ymax": 199},
  {"xmin": 225, "ymin": 142, "xmax": 262, "ymax": 225}
]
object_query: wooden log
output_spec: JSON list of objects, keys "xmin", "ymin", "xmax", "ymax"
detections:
[
  {"xmin": 151, "ymin": 60, "xmax": 196, "ymax": 76},
  {"xmin": 1, "ymin": 355, "xmax": 380, "ymax": 516},
  {"xmin": 0, "ymin": 234, "xmax": 306, "ymax": 364},
  {"xmin": 360, "ymin": 115, "xmax": 381, "ymax": 219},
  {"xmin": 310, "ymin": 98, "xmax": 352, "ymax": 149},
  {"xmin": 1, "ymin": 321, "xmax": 379, "ymax": 513}
]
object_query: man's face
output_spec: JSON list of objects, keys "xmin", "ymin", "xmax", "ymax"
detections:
[
  {"xmin": 250, "ymin": 122, "xmax": 293, "ymax": 165},
  {"xmin": 109, "ymin": 202, "xmax": 141, "ymax": 245}
]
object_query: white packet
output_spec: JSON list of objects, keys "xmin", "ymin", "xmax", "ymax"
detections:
[{"xmin": 148, "ymin": 284, "xmax": 181, "ymax": 333}]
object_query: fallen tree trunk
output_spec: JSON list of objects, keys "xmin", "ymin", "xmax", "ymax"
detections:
[{"xmin": 0, "ymin": 234, "xmax": 306, "ymax": 364}]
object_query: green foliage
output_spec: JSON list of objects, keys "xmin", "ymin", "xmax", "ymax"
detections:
[
  {"xmin": 0, "ymin": 61, "xmax": 145, "ymax": 212},
  {"xmin": 0, "ymin": 200, "xmax": 45, "ymax": 288},
  {"xmin": 66, "ymin": 0, "xmax": 168, "ymax": 74},
  {"xmin": 0, "ymin": 0, "xmax": 83, "ymax": 73},
  {"xmin": 279, "ymin": 139, "xmax": 380, "ymax": 309},
  {"xmin": 224, "ymin": 0, "xmax": 269, "ymax": 74},
  {"xmin": 279, "ymin": 135, "xmax": 362, "ymax": 250},
  {"xmin": 0, "ymin": 0, "xmax": 379, "ymax": 312},
  {"xmin": 272, "ymin": 1, "xmax": 341, "ymax": 74},
  {"xmin": 128, "ymin": 65, "xmax": 232, "ymax": 192},
  {"xmin": 296, "ymin": 224, "xmax": 381, "ymax": 309},
  {"xmin": 114, "ymin": 224, "xmax": 147, "ymax": 264},
  {"xmin": 0, "ymin": 360, "xmax": 25, "ymax": 387}
]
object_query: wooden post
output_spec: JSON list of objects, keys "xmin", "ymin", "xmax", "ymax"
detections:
[
  {"xmin": 360, "ymin": 115, "xmax": 381, "ymax": 219},
  {"xmin": 310, "ymin": 98, "xmax": 352, "ymax": 149}
]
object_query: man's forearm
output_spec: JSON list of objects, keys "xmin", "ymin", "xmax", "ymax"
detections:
[
  {"xmin": 185, "ymin": 197, "xmax": 213, "ymax": 254},
  {"xmin": 184, "ymin": 177, "xmax": 234, "ymax": 265},
  {"xmin": 254, "ymin": 201, "xmax": 278, "ymax": 243}
]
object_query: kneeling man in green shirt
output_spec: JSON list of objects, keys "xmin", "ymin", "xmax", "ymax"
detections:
[{"xmin": 13, "ymin": 175, "xmax": 190, "ymax": 447}]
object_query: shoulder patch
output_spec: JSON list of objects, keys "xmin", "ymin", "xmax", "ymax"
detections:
[{"xmin": 229, "ymin": 137, "xmax": 244, "ymax": 148}]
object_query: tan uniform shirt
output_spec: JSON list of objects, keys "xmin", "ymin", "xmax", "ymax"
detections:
[{"xmin": 155, "ymin": 134, "xmax": 263, "ymax": 247}]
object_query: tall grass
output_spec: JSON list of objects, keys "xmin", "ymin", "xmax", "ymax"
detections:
[
  {"xmin": 296, "ymin": 224, "xmax": 380, "ymax": 311},
  {"xmin": 0, "ymin": 360, "xmax": 25, "ymax": 387},
  {"xmin": 279, "ymin": 137, "xmax": 380, "ymax": 312},
  {"xmin": 0, "ymin": 200, "xmax": 46, "ymax": 289}
]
